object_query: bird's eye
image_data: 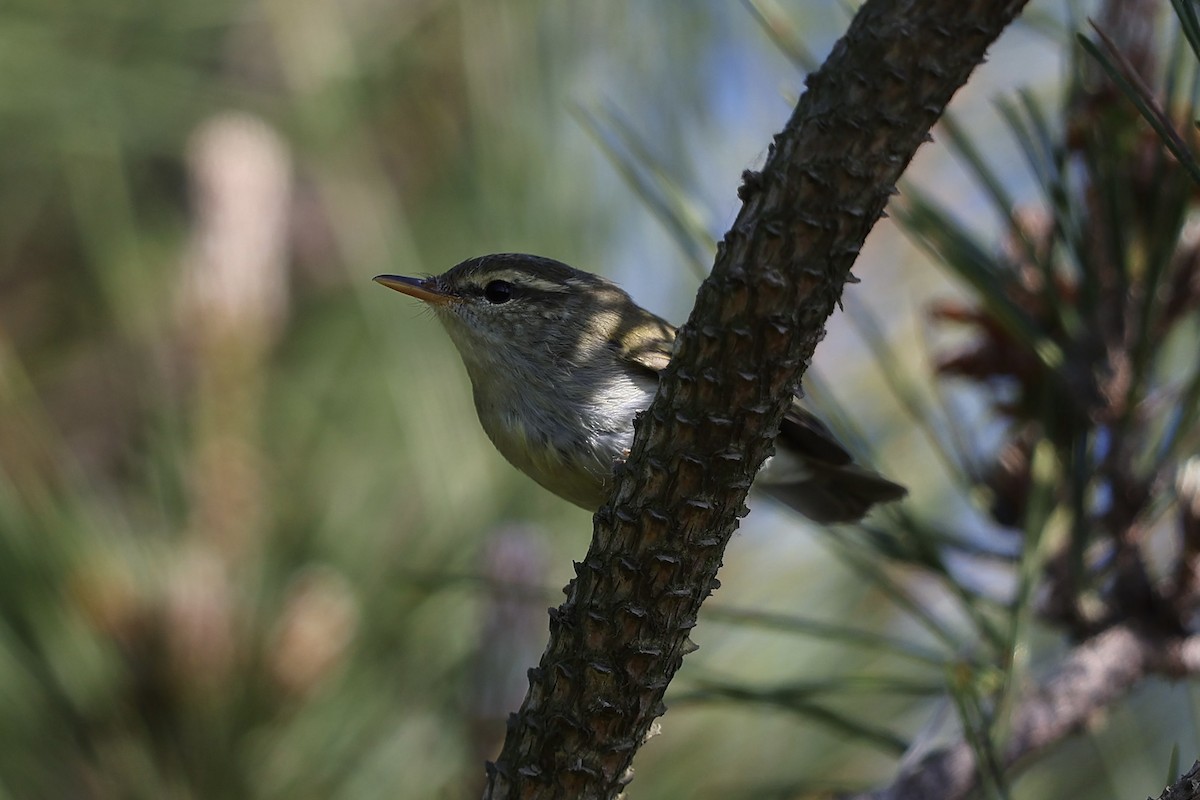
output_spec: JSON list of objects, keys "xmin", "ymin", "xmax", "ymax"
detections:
[{"xmin": 483, "ymin": 280, "xmax": 514, "ymax": 304}]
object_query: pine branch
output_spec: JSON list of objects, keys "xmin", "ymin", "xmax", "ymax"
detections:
[
  {"xmin": 842, "ymin": 626, "xmax": 1200, "ymax": 800},
  {"xmin": 483, "ymin": 1, "xmax": 1032, "ymax": 797},
  {"xmin": 1152, "ymin": 760, "xmax": 1200, "ymax": 800}
]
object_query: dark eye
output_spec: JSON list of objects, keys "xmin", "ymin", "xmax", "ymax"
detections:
[{"xmin": 483, "ymin": 280, "xmax": 514, "ymax": 304}]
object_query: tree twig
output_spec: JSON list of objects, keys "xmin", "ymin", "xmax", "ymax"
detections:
[
  {"xmin": 1152, "ymin": 760, "xmax": 1200, "ymax": 800},
  {"xmin": 842, "ymin": 625, "xmax": 1200, "ymax": 800}
]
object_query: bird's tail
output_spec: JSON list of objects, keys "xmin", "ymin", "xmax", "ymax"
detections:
[
  {"xmin": 759, "ymin": 463, "xmax": 907, "ymax": 524},
  {"xmin": 759, "ymin": 402, "xmax": 907, "ymax": 524}
]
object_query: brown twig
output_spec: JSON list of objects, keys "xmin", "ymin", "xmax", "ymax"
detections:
[
  {"xmin": 842, "ymin": 625, "xmax": 1200, "ymax": 800},
  {"xmin": 1153, "ymin": 760, "xmax": 1200, "ymax": 800}
]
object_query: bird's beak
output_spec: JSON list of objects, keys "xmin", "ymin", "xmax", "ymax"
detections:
[{"xmin": 373, "ymin": 274, "xmax": 453, "ymax": 306}]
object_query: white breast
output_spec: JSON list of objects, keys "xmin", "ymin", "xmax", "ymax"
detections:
[{"xmin": 472, "ymin": 366, "xmax": 656, "ymax": 511}]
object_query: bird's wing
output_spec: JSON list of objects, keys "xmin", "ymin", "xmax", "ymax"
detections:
[
  {"xmin": 610, "ymin": 311, "xmax": 906, "ymax": 522},
  {"xmin": 612, "ymin": 312, "xmax": 676, "ymax": 377},
  {"xmin": 778, "ymin": 399, "xmax": 853, "ymax": 465},
  {"xmin": 613, "ymin": 313, "xmax": 852, "ymax": 469}
]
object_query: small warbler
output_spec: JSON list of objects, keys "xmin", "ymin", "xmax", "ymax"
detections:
[{"xmin": 375, "ymin": 253, "xmax": 905, "ymax": 523}]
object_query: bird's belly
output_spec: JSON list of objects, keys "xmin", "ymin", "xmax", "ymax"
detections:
[
  {"xmin": 470, "ymin": 371, "xmax": 657, "ymax": 510},
  {"xmin": 470, "ymin": 370, "xmax": 653, "ymax": 511},
  {"xmin": 478, "ymin": 406, "xmax": 631, "ymax": 511}
]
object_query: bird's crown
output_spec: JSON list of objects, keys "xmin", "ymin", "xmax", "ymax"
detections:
[{"xmin": 431, "ymin": 253, "xmax": 618, "ymax": 306}]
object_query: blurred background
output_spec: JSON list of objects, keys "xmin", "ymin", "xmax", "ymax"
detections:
[{"xmin": 2, "ymin": 1, "xmax": 1197, "ymax": 798}]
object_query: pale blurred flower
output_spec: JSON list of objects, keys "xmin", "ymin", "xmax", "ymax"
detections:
[
  {"xmin": 470, "ymin": 526, "xmax": 548, "ymax": 760},
  {"xmin": 68, "ymin": 554, "xmax": 143, "ymax": 647},
  {"xmin": 268, "ymin": 566, "xmax": 360, "ymax": 696},
  {"xmin": 176, "ymin": 111, "xmax": 293, "ymax": 558},
  {"xmin": 165, "ymin": 546, "xmax": 237, "ymax": 691},
  {"xmin": 177, "ymin": 111, "xmax": 292, "ymax": 342}
]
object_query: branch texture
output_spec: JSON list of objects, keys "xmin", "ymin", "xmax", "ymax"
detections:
[
  {"xmin": 1154, "ymin": 761, "xmax": 1200, "ymax": 800},
  {"xmin": 843, "ymin": 626, "xmax": 1200, "ymax": 800},
  {"xmin": 484, "ymin": 1, "xmax": 1031, "ymax": 797}
]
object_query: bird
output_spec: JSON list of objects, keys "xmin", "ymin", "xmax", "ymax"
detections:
[{"xmin": 374, "ymin": 253, "xmax": 905, "ymax": 523}]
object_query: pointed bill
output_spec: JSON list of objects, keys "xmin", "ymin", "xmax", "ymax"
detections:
[{"xmin": 373, "ymin": 274, "xmax": 453, "ymax": 305}]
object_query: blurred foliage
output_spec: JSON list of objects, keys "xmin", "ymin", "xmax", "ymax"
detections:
[
  {"xmin": 883, "ymin": 0, "xmax": 1200, "ymax": 796},
  {"xmin": 2, "ymin": 0, "xmax": 1198, "ymax": 799},
  {"xmin": 0, "ymin": 2, "xmax": 734, "ymax": 797}
]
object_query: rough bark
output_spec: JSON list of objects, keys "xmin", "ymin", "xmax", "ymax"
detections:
[
  {"xmin": 482, "ymin": 1, "xmax": 1031, "ymax": 797},
  {"xmin": 1153, "ymin": 761, "xmax": 1200, "ymax": 800}
]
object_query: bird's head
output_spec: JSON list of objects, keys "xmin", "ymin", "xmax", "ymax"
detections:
[{"xmin": 374, "ymin": 253, "xmax": 671, "ymax": 377}]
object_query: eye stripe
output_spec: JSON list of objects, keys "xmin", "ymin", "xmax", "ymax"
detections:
[{"xmin": 467, "ymin": 270, "xmax": 570, "ymax": 294}]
